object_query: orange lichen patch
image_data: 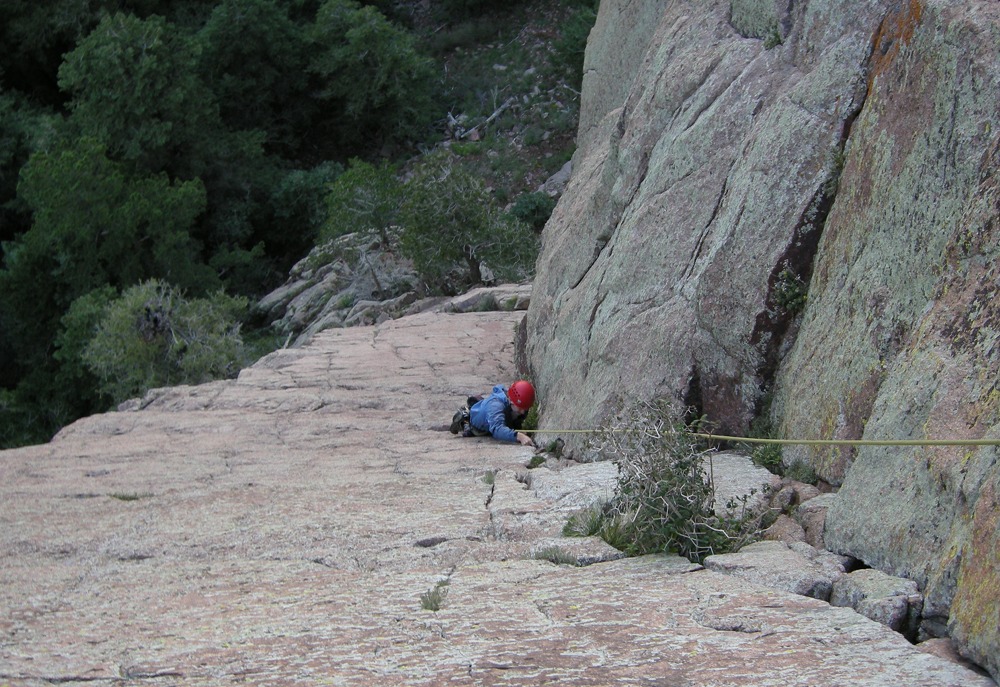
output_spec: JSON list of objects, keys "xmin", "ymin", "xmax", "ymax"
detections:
[
  {"xmin": 868, "ymin": 0, "xmax": 925, "ymax": 91},
  {"xmin": 949, "ymin": 478, "xmax": 1000, "ymax": 670}
]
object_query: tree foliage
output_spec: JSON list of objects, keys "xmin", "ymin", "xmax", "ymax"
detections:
[
  {"xmin": 399, "ymin": 152, "xmax": 538, "ymax": 293},
  {"xmin": 0, "ymin": 138, "xmax": 213, "ymax": 443},
  {"xmin": 0, "ymin": 0, "xmax": 578, "ymax": 448},
  {"xmin": 58, "ymin": 13, "xmax": 220, "ymax": 175},
  {"xmin": 197, "ymin": 0, "xmax": 313, "ymax": 157},
  {"xmin": 83, "ymin": 280, "xmax": 249, "ymax": 404},
  {"xmin": 309, "ymin": 0, "xmax": 436, "ymax": 149},
  {"xmin": 322, "ymin": 159, "xmax": 403, "ymax": 246}
]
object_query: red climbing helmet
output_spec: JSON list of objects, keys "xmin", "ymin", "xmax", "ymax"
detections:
[{"xmin": 508, "ymin": 380, "xmax": 535, "ymax": 409}]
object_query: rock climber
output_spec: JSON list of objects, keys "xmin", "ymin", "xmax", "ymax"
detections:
[{"xmin": 450, "ymin": 380, "xmax": 536, "ymax": 447}]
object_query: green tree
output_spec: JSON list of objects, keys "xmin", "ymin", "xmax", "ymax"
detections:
[
  {"xmin": 309, "ymin": 0, "xmax": 436, "ymax": 150},
  {"xmin": 56, "ymin": 10, "xmax": 301, "ymax": 292},
  {"xmin": 15, "ymin": 137, "xmax": 213, "ymax": 297},
  {"xmin": 0, "ymin": 138, "xmax": 213, "ymax": 410},
  {"xmin": 399, "ymin": 152, "xmax": 537, "ymax": 293},
  {"xmin": 196, "ymin": 0, "xmax": 314, "ymax": 158},
  {"xmin": 57, "ymin": 12, "xmax": 222, "ymax": 175},
  {"xmin": 322, "ymin": 158, "xmax": 402, "ymax": 246},
  {"xmin": 83, "ymin": 280, "xmax": 249, "ymax": 404}
]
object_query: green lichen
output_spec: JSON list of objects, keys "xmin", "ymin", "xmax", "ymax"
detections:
[{"xmin": 730, "ymin": 0, "xmax": 781, "ymax": 42}]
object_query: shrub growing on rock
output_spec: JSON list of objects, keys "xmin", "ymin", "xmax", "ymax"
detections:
[
  {"xmin": 584, "ymin": 400, "xmax": 765, "ymax": 564},
  {"xmin": 83, "ymin": 280, "xmax": 249, "ymax": 404},
  {"xmin": 399, "ymin": 151, "xmax": 537, "ymax": 293}
]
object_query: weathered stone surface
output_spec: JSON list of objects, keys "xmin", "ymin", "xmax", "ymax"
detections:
[
  {"xmin": 763, "ymin": 514, "xmax": 808, "ymax": 543},
  {"xmin": 524, "ymin": 0, "xmax": 1000, "ymax": 677},
  {"xmin": 1, "ymin": 305, "xmax": 994, "ymax": 686},
  {"xmin": 527, "ymin": 0, "xmax": 881, "ymax": 446},
  {"xmin": 705, "ymin": 540, "xmax": 848, "ymax": 601},
  {"xmin": 918, "ymin": 638, "xmax": 995, "ymax": 678},
  {"xmin": 794, "ymin": 491, "xmax": 838, "ymax": 550},
  {"xmin": 787, "ymin": 4, "xmax": 1000, "ymax": 674},
  {"xmin": 256, "ymin": 231, "xmax": 420, "ymax": 345},
  {"xmin": 831, "ymin": 568, "xmax": 923, "ymax": 636}
]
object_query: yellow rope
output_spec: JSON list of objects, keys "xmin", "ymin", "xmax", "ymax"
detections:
[{"xmin": 519, "ymin": 428, "xmax": 1000, "ymax": 447}]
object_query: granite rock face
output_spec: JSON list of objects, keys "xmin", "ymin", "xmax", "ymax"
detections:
[
  {"xmin": 527, "ymin": 0, "xmax": 880, "ymax": 443},
  {"xmin": 777, "ymin": 3, "xmax": 1000, "ymax": 677},
  {"xmin": 0, "ymin": 303, "xmax": 993, "ymax": 686},
  {"xmin": 525, "ymin": 0, "xmax": 1000, "ymax": 677}
]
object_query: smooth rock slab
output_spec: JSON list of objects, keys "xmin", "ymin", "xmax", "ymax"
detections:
[{"xmin": 0, "ymin": 306, "xmax": 993, "ymax": 686}]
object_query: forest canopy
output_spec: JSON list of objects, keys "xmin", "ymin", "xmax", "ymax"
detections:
[{"xmin": 0, "ymin": 0, "xmax": 596, "ymax": 448}]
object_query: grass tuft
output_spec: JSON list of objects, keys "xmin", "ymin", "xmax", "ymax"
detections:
[{"xmin": 420, "ymin": 579, "xmax": 450, "ymax": 611}]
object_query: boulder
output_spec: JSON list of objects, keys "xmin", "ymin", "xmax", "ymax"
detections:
[
  {"xmin": 762, "ymin": 514, "xmax": 807, "ymax": 543},
  {"xmin": 831, "ymin": 568, "xmax": 923, "ymax": 637},
  {"xmin": 704, "ymin": 540, "xmax": 849, "ymax": 601},
  {"xmin": 793, "ymin": 491, "xmax": 838, "ymax": 550}
]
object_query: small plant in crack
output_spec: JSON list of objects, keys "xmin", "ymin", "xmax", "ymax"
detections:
[
  {"xmin": 530, "ymin": 546, "xmax": 579, "ymax": 566},
  {"xmin": 544, "ymin": 438, "xmax": 564, "ymax": 458},
  {"xmin": 109, "ymin": 492, "xmax": 153, "ymax": 502},
  {"xmin": 420, "ymin": 579, "xmax": 450, "ymax": 611},
  {"xmin": 823, "ymin": 145, "xmax": 847, "ymax": 199},
  {"xmin": 764, "ymin": 25, "xmax": 783, "ymax": 49},
  {"xmin": 526, "ymin": 454, "xmax": 546, "ymax": 469},
  {"xmin": 481, "ymin": 469, "xmax": 498, "ymax": 485},
  {"xmin": 562, "ymin": 502, "xmax": 608, "ymax": 538},
  {"xmin": 773, "ymin": 265, "xmax": 807, "ymax": 316}
]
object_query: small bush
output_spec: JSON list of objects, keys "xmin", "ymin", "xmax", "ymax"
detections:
[
  {"xmin": 83, "ymin": 280, "xmax": 249, "ymax": 404},
  {"xmin": 764, "ymin": 26, "xmax": 783, "ymax": 49},
  {"xmin": 585, "ymin": 400, "xmax": 766, "ymax": 564},
  {"xmin": 737, "ymin": 412, "xmax": 783, "ymax": 475},
  {"xmin": 420, "ymin": 579, "xmax": 449, "ymax": 611},
  {"xmin": 562, "ymin": 503, "xmax": 606, "ymax": 537},
  {"xmin": 773, "ymin": 265, "xmax": 807, "ymax": 315},
  {"xmin": 509, "ymin": 191, "xmax": 556, "ymax": 231},
  {"xmin": 784, "ymin": 461, "xmax": 819, "ymax": 485}
]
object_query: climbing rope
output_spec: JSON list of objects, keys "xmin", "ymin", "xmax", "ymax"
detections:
[{"xmin": 518, "ymin": 428, "xmax": 1000, "ymax": 447}]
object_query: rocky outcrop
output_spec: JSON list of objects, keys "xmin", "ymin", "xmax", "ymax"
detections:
[
  {"xmin": 831, "ymin": 568, "xmax": 924, "ymax": 638},
  {"xmin": 528, "ymin": 0, "xmax": 881, "ymax": 438},
  {"xmin": 257, "ymin": 232, "xmax": 533, "ymax": 346},
  {"xmin": 525, "ymin": 0, "xmax": 1000, "ymax": 678},
  {"xmin": 705, "ymin": 540, "xmax": 851, "ymax": 601},
  {"xmin": 0, "ymin": 302, "xmax": 993, "ymax": 686}
]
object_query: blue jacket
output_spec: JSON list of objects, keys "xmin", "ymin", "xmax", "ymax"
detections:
[{"xmin": 469, "ymin": 384, "xmax": 518, "ymax": 442}]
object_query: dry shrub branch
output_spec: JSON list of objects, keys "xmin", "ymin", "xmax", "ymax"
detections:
[{"xmin": 582, "ymin": 400, "xmax": 769, "ymax": 564}]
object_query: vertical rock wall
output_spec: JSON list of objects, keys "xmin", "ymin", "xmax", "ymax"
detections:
[
  {"xmin": 776, "ymin": 2, "xmax": 1000, "ymax": 676},
  {"xmin": 527, "ymin": 0, "xmax": 882, "ymax": 440},
  {"xmin": 526, "ymin": 0, "xmax": 1000, "ymax": 678}
]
